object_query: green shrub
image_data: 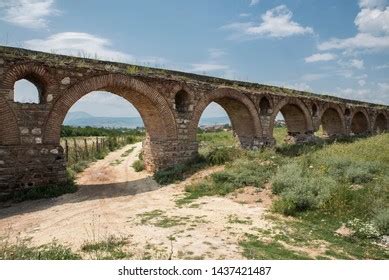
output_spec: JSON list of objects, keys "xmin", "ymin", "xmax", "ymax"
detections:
[
  {"xmin": 132, "ymin": 160, "xmax": 144, "ymax": 172},
  {"xmin": 271, "ymin": 163, "xmax": 302, "ymax": 194},
  {"xmin": 153, "ymin": 165, "xmax": 186, "ymax": 185},
  {"xmin": 322, "ymin": 157, "xmax": 381, "ymax": 184},
  {"xmin": 373, "ymin": 208, "xmax": 389, "ymax": 235},
  {"xmin": 344, "ymin": 162, "xmax": 380, "ymax": 184},
  {"xmin": 272, "ymin": 197, "xmax": 299, "ymax": 216},
  {"xmin": 212, "ymin": 159, "xmax": 273, "ymax": 189},
  {"xmin": 271, "ymin": 162, "xmax": 336, "ymax": 215},
  {"xmin": 206, "ymin": 146, "xmax": 240, "ymax": 165}
]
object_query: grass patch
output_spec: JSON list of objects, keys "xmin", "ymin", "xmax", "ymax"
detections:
[
  {"xmin": 227, "ymin": 214, "xmax": 252, "ymax": 225},
  {"xmin": 267, "ymin": 212, "xmax": 389, "ymax": 259},
  {"xmin": 239, "ymin": 234, "xmax": 311, "ymax": 260},
  {"xmin": 176, "ymin": 157, "xmax": 276, "ymax": 205},
  {"xmin": 81, "ymin": 236, "xmax": 131, "ymax": 260},
  {"xmin": 136, "ymin": 210, "xmax": 206, "ymax": 228},
  {"xmin": 121, "ymin": 147, "xmax": 135, "ymax": 157},
  {"xmin": 1, "ymin": 177, "xmax": 77, "ymax": 203},
  {"xmin": 0, "ymin": 239, "xmax": 81, "ymax": 260},
  {"xmin": 110, "ymin": 159, "xmax": 124, "ymax": 166}
]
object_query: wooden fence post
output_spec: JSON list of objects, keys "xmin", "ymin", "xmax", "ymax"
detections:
[
  {"xmin": 65, "ymin": 139, "xmax": 69, "ymax": 162},
  {"xmin": 84, "ymin": 138, "xmax": 89, "ymax": 159},
  {"xmin": 73, "ymin": 138, "xmax": 78, "ymax": 162}
]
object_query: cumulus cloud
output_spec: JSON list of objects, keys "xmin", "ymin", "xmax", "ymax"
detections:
[
  {"xmin": 25, "ymin": 32, "xmax": 135, "ymax": 62},
  {"xmin": 305, "ymin": 53, "xmax": 337, "ymax": 63},
  {"xmin": 0, "ymin": 0, "xmax": 58, "ymax": 29},
  {"xmin": 358, "ymin": 79, "xmax": 366, "ymax": 86},
  {"xmin": 355, "ymin": 6, "xmax": 389, "ymax": 35},
  {"xmin": 318, "ymin": 1, "xmax": 389, "ymax": 51},
  {"xmin": 222, "ymin": 5, "xmax": 313, "ymax": 39},
  {"xmin": 246, "ymin": 5, "xmax": 313, "ymax": 37}
]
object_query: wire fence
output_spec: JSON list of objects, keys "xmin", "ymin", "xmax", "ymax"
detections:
[{"xmin": 60, "ymin": 135, "xmax": 138, "ymax": 166}]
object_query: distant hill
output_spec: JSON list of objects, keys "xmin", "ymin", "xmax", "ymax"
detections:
[{"xmin": 64, "ymin": 111, "xmax": 230, "ymax": 128}]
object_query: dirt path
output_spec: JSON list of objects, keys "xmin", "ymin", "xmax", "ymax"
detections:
[{"xmin": 0, "ymin": 143, "xmax": 273, "ymax": 259}]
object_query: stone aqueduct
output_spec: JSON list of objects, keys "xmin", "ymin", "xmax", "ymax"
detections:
[{"xmin": 0, "ymin": 46, "xmax": 388, "ymax": 197}]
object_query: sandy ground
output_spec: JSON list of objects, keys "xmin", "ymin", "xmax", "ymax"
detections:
[{"xmin": 0, "ymin": 143, "xmax": 273, "ymax": 259}]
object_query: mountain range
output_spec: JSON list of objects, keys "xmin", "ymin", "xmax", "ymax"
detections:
[{"xmin": 64, "ymin": 111, "xmax": 230, "ymax": 128}]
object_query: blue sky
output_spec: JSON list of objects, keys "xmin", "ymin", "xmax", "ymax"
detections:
[{"xmin": 2, "ymin": 0, "xmax": 389, "ymax": 118}]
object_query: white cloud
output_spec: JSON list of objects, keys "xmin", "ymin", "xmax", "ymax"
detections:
[
  {"xmin": 0, "ymin": 0, "xmax": 58, "ymax": 29},
  {"xmin": 246, "ymin": 5, "xmax": 313, "ymax": 38},
  {"xmin": 222, "ymin": 5, "xmax": 313, "ymax": 39},
  {"xmin": 190, "ymin": 63, "xmax": 229, "ymax": 72},
  {"xmin": 305, "ymin": 53, "xmax": 336, "ymax": 63},
  {"xmin": 239, "ymin": 13, "xmax": 250, "ymax": 17},
  {"xmin": 358, "ymin": 79, "xmax": 366, "ymax": 86},
  {"xmin": 355, "ymin": 7, "xmax": 389, "ymax": 35},
  {"xmin": 318, "ymin": 1, "xmax": 389, "ymax": 52},
  {"xmin": 24, "ymin": 32, "xmax": 135, "ymax": 62},
  {"xmin": 249, "ymin": 0, "xmax": 260, "ymax": 6},
  {"xmin": 318, "ymin": 33, "xmax": 389, "ymax": 51}
]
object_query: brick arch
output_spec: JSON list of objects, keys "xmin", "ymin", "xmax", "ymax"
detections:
[
  {"xmin": 43, "ymin": 74, "xmax": 177, "ymax": 144},
  {"xmin": 0, "ymin": 96, "xmax": 20, "ymax": 145},
  {"xmin": 373, "ymin": 112, "xmax": 388, "ymax": 132},
  {"xmin": 350, "ymin": 109, "xmax": 370, "ymax": 134},
  {"xmin": 1, "ymin": 64, "xmax": 52, "ymax": 102},
  {"xmin": 189, "ymin": 87, "xmax": 262, "ymax": 145},
  {"xmin": 270, "ymin": 98, "xmax": 313, "ymax": 136},
  {"xmin": 319, "ymin": 104, "xmax": 346, "ymax": 136}
]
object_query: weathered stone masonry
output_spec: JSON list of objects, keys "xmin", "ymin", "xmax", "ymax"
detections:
[{"xmin": 0, "ymin": 46, "xmax": 388, "ymax": 196}]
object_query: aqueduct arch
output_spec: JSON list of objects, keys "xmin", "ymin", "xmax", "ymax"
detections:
[
  {"xmin": 44, "ymin": 74, "xmax": 177, "ymax": 143},
  {"xmin": 269, "ymin": 98, "xmax": 314, "ymax": 144},
  {"xmin": 0, "ymin": 46, "xmax": 388, "ymax": 196},
  {"xmin": 320, "ymin": 105, "xmax": 346, "ymax": 137},
  {"xmin": 374, "ymin": 113, "xmax": 388, "ymax": 133},
  {"xmin": 351, "ymin": 111, "xmax": 370, "ymax": 134},
  {"xmin": 189, "ymin": 88, "xmax": 262, "ymax": 148}
]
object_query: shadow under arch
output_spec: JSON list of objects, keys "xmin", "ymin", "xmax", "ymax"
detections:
[
  {"xmin": 319, "ymin": 104, "xmax": 346, "ymax": 137},
  {"xmin": 189, "ymin": 87, "xmax": 262, "ymax": 147},
  {"xmin": 43, "ymin": 74, "xmax": 177, "ymax": 144},
  {"xmin": 351, "ymin": 110, "xmax": 370, "ymax": 134},
  {"xmin": 373, "ymin": 112, "xmax": 388, "ymax": 133},
  {"xmin": 270, "ymin": 98, "xmax": 313, "ymax": 141}
]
